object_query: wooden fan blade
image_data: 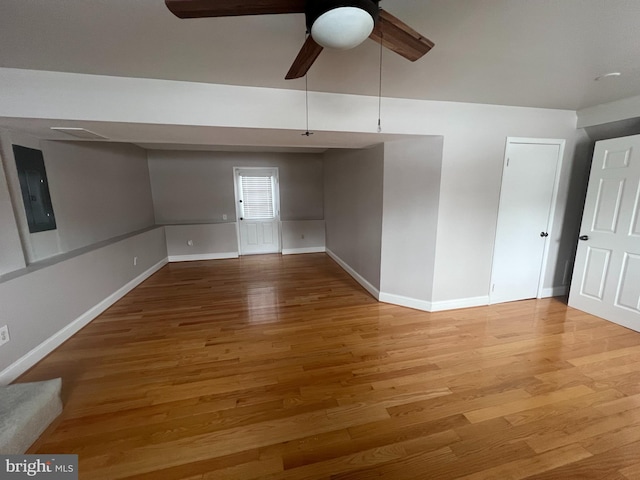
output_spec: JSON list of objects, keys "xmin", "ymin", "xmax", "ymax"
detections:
[
  {"xmin": 165, "ymin": 0, "xmax": 305, "ymax": 19},
  {"xmin": 285, "ymin": 36, "xmax": 324, "ymax": 80},
  {"xmin": 370, "ymin": 9, "xmax": 434, "ymax": 61}
]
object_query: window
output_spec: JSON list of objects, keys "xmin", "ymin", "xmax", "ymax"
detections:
[{"xmin": 239, "ymin": 175, "xmax": 276, "ymax": 220}]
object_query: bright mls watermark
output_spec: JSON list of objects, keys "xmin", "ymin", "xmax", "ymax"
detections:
[{"xmin": 1, "ymin": 455, "xmax": 77, "ymax": 479}]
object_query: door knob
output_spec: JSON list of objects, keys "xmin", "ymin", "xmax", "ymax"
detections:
[
  {"xmin": 540, "ymin": 232, "xmax": 549, "ymax": 237},
  {"xmin": 240, "ymin": 217, "xmax": 243, "ymax": 221},
  {"xmin": 579, "ymin": 235, "xmax": 589, "ymax": 241}
]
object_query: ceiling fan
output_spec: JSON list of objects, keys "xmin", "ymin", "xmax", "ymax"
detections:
[{"xmin": 165, "ymin": 0, "xmax": 434, "ymax": 79}]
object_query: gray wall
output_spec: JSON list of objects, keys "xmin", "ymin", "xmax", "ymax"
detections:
[
  {"xmin": 324, "ymin": 145, "xmax": 384, "ymax": 290},
  {"xmin": 0, "ymin": 227, "xmax": 167, "ymax": 381},
  {"xmin": 148, "ymin": 150, "xmax": 324, "ymax": 224},
  {"xmin": 430, "ymin": 117, "xmax": 582, "ymax": 304},
  {"xmin": 165, "ymin": 223, "xmax": 238, "ymax": 258},
  {"xmin": 0, "ymin": 130, "xmax": 164, "ymax": 381},
  {"xmin": 281, "ymin": 220, "xmax": 326, "ymax": 253},
  {"xmin": 0, "ymin": 147, "xmax": 25, "ymax": 276},
  {"xmin": 380, "ymin": 138, "xmax": 444, "ymax": 302},
  {"xmin": 0, "ymin": 130, "xmax": 156, "ymax": 264},
  {"xmin": 43, "ymin": 141, "xmax": 155, "ymax": 252}
]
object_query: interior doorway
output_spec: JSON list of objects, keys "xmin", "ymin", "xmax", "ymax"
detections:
[
  {"xmin": 490, "ymin": 138, "xmax": 565, "ymax": 304},
  {"xmin": 234, "ymin": 167, "xmax": 281, "ymax": 255},
  {"xmin": 569, "ymin": 134, "xmax": 640, "ymax": 332}
]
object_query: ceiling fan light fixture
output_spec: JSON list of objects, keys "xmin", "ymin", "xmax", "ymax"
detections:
[
  {"xmin": 165, "ymin": 0, "xmax": 435, "ymax": 80},
  {"xmin": 311, "ymin": 6, "xmax": 375, "ymax": 50}
]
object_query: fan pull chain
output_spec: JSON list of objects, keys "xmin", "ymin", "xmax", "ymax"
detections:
[
  {"xmin": 377, "ymin": 26, "xmax": 383, "ymax": 133},
  {"xmin": 304, "ymin": 74, "xmax": 313, "ymax": 136},
  {"xmin": 302, "ymin": 32, "xmax": 314, "ymax": 137}
]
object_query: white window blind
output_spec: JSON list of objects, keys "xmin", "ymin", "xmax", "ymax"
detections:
[{"xmin": 240, "ymin": 176, "xmax": 275, "ymax": 219}]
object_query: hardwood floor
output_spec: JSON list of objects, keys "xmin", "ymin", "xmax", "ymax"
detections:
[{"xmin": 20, "ymin": 253, "xmax": 640, "ymax": 479}]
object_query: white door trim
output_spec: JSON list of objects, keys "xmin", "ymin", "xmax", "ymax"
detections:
[
  {"xmin": 233, "ymin": 166, "xmax": 282, "ymax": 255},
  {"xmin": 490, "ymin": 137, "xmax": 566, "ymax": 302},
  {"xmin": 233, "ymin": 167, "xmax": 241, "ymax": 255}
]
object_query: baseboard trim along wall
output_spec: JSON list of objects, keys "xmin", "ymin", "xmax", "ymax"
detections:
[
  {"xmin": 281, "ymin": 247, "xmax": 326, "ymax": 255},
  {"xmin": 325, "ymin": 248, "xmax": 493, "ymax": 312},
  {"xmin": 430, "ymin": 296, "xmax": 490, "ymax": 312},
  {"xmin": 325, "ymin": 249, "xmax": 380, "ymax": 300},
  {"xmin": 167, "ymin": 252, "xmax": 239, "ymax": 262},
  {"xmin": 540, "ymin": 286, "xmax": 569, "ymax": 298},
  {"xmin": 378, "ymin": 292, "xmax": 490, "ymax": 312},
  {"xmin": 0, "ymin": 258, "xmax": 168, "ymax": 385},
  {"xmin": 378, "ymin": 292, "xmax": 432, "ymax": 312}
]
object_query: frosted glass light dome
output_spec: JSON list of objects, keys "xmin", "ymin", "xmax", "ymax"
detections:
[{"xmin": 311, "ymin": 7, "xmax": 375, "ymax": 50}]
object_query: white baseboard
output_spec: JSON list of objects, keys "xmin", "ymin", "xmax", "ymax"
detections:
[
  {"xmin": 0, "ymin": 258, "xmax": 168, "ymax": 386},
  {"xmin": 325, "ymin": 249, "xmax": 380, "ymax": 300},
  {"xmin": 379, "ymin": 292, "xmax": 489, "ymax": 312},
  {"xmin": 540, "ymin": 286, "xmax": 569, "ymax": 298},
  {"xmin": 168, "ymin": 252, "xmax": 238, "ymax": 262},
  {"xmin": 282, "ymin": 247, "xmax": 326, "ymax": 255},
  {"xmin": 326, "ymin": 248, "xmax": 490, "ymax": 312},
  {"xmin": 379, "ymin": 292, "xmax": 432, "ymax": 312},
  {"xmin": 430, "ymin": 296, "xmax": 490, "ymax": 312}
]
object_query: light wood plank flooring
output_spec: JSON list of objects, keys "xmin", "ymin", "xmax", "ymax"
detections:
[{"xmin": 20, "ymin": 253, "xmax": 640, "ymax": 479}]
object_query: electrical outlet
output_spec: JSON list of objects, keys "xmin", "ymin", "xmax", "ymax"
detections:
[
  {"xmin": 187, "ymin": 240, "xmax": 194, "ymax": 246},
  {"xmin": 133, "ymin": 256, "xmax": 138, "ymax": 266},
  {"xmin": 0, "ymin": 325, "xmax": 10, "ymax": 347},
  {"xmin": 222, "ymin": 214, "xmax": 227, "ymax": 221}
]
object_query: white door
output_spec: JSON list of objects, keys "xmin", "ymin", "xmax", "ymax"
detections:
[
  {"xmin": 234, "ymin": 167, "xmax": 281, "ymax": 255},
  {"xmin": 490, "ymin": 139, "xmax": 564, "ymax": 304},
  {"xmin": 569, "ymin": 135, "xmax": 640, "ymax": 332}
]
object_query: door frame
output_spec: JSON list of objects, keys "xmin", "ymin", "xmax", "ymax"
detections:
[
  {"xmin": 489, "ymin": 137, "xmax": 566, "ymax": 303},
  {"xmin": 233, "ymin": 166, "xmax": 282, "ymax": 256}
]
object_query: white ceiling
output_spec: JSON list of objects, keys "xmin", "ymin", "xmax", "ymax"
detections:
[{"xmin": 1, "ymin": 0, "xmax": 640, "ymax": 112}]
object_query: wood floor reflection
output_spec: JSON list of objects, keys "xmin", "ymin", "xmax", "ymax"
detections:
[{"xmin": 22, "ymin": 253, "xmax": 640, "ymax": 479}]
